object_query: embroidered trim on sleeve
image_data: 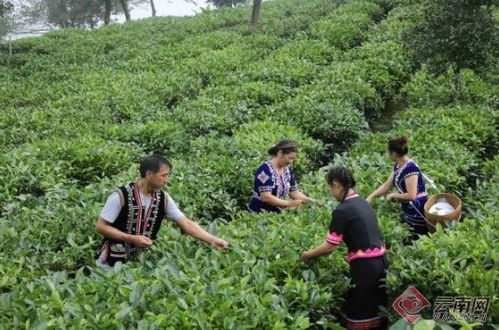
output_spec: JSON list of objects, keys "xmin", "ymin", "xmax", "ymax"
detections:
[{"xmin": 325, "ymin": 231, "xmax": 343, "ymax": 245}]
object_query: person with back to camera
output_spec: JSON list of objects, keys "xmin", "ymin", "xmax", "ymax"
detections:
[
  {"xmin": 366, "ymin": 136, "xmax": 429, "ymax": 239},
  {"xmin": 247, "ymin": 140, "xmax": 314, "ymax": 213},
  {"xmin": 301, "ymin": 166, "xmax": 388, "ymax": 330}
]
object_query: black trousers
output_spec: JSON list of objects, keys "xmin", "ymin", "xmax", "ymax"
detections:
[{"xmin": 344, "ymin": 256, "xmax": 388, "ymax": 330}]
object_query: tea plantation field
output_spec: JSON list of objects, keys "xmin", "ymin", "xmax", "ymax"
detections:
[{"xmin": 0, "ymin": 0, "xmax": 497, "ymax": 328}]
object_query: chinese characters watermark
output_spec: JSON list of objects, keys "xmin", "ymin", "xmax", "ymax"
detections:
[{"xmin": 433, "ymin": 296, "xmax": 491, "ymax": 323}]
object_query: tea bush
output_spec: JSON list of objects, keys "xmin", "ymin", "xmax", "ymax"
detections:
[
  {"xmin": 0, "ymin": 0, "xmax": 498, "ymax": 327},
  {"xmin": 401, "ymin": 67, "xmax": 498, "ymax": 108},
  {"xmin": 324, "ymin": 104, "xmax": 498, "ymax": 324},
  {"xmin": 310, "ymin": 1, "xmax": 384, "ymax": 49},
  {"xmin": 166, "ymin": 121, "xmax": 324, "ymax": 220}
]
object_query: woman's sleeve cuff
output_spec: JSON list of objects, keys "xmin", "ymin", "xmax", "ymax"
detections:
[{"xmin": 325, "ymin": 232, "xmax": 343, "ymax": 245}]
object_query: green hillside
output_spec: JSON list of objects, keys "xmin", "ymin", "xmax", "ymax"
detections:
[{"xmin": 0, "ymin": 0, "xmax": 497, "ymax": 328}]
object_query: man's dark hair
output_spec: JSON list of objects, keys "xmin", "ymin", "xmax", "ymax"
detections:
[{"xmin": 139, "ymin": 154, "xmax": 172, "ymax": 178}]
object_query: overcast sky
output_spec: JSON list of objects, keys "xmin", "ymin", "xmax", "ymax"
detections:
[
  {"xmin": 115, "ymin": 0, "xmax": 210, "ymax": 21},
  {"xmin": 6, "ymin": 0, "xmax": 211, "ymax": 39}
]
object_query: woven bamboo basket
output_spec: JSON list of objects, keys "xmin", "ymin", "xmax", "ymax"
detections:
[{"xmin": 424, "ymin": 193, "xmax": 462, "ymax": 233}]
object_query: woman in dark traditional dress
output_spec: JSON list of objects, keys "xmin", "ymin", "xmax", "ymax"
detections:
[{"xmin": 301, "ymin": 167, "xmax": 388, "ymax": 330}]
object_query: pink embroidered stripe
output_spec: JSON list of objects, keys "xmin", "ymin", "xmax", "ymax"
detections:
[
  {"xmin": 99, "ymin": 241, "xmax": 109, "ymax": 263},
  {"xmin": 344, "ymin": 192, "xmax": 359, "ymax": 201},
  {"xmin": 326, "ymin": 231, "xmax": 343, "ymax": 245},
  {"xmin": 347, "ymin": 316, "xmax": 386, "ymax": 330},
  {"xmin": 347, "ymin": 244, "xmax": 386, "ymax": 262}
]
